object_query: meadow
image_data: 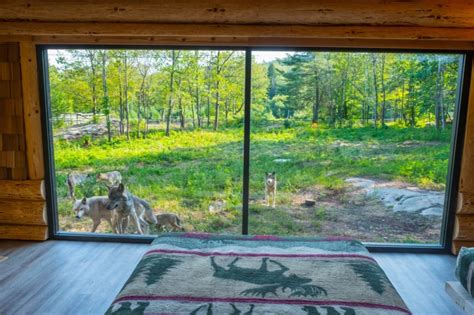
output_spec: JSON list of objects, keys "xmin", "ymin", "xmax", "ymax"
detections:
[{"xmin": 55, "ymin": 121, "xmax": 451, "ymax": 243}]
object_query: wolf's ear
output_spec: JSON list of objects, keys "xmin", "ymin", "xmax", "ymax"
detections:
[
  {"xmin": 118, "ymin": 183, "xmax": 125, "ymax": 193},
  {"xmin": 272, "ymin": 171, "xmax": 276, "ymax": 176},
  {"xmin": 81, "ymin": 197, "xmax": 87, "ymax": 204}
]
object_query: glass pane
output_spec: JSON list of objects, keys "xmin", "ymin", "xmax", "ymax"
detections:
[
  {"xmin": 47, "ymin": 49, "xmax": 244, "ymax": 235},
  {"xmin": 249, "ymin": 50, "xmax": 462, "ymax": 244}
]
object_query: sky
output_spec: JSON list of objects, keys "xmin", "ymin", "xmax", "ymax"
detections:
[
  {"xmin": 253, "ymin": 51, "xmax": 292, "ymax": 63},
  {"xmin": 48, "ymin": 49, "xmax": 293, "ymax": 66}
]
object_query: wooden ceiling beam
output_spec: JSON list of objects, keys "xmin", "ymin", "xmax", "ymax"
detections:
[
  {"xmin": 2, "ymin": 22, "xmax": 474, "ymax": 42},
  {"xmin": 0, "ymin": 0, "xmax": 473, "ymax": 28}
]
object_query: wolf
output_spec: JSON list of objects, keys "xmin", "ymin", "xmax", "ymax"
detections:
[
  {"xmin": 96, "ymin": 171, "xmax": 122, "ymax": 186},
  {"xmin": 73, "ymin": 196, "xmax": 116, "ymax": 233},
  {"xmin": 265, "ymin": 171, "xmax": 277, "ymax": 208},
  {"xmin": 106, "ymin": 183, "xmax": 157, "ymax": 234},
  {"xmin": 66, "ymin": 172, "xmax": 89, "ymax": 199},
  {"xmin": 154, "ymin": 213, "xmax": 184, "ymax": 232}
]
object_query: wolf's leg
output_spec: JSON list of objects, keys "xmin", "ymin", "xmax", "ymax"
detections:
[
  {"xmin": 106, "ymin": 217, "xmax": 115, "ymax": 233},
  {"xmin": 170, "ymin": 221, "xmax": 182, "ymax": 231},
  {"xmin": 265, "ymin": 187, "xmax": 269, "ymax": 206},
  {"xmin": 272, "ymin": 191, "xmax": 276, "ymax": 208},
  {"xmin": 131, "ymin": 210, "xmax": 144, "ymax": 234},
  {"xmin": 122, "ymin": 216, "xmax": 129, "ymax": 233},
  {"xmin": 91, "ymin": 220, "xmax": 100, "ymax": 233}
]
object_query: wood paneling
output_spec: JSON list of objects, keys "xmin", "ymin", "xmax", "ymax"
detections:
[
  {"xmin": 2, "ymin": 22, "xmax": 474, "ymax": 42},
  {"xmin": 0, "ymin": 1, "xmax": 472, "ymax": 28},
  {"xmin": 0, "ymin": 224, "xmax": 47, "ymax": 240},
  {"xmin": 0, "ymin": 180, "xmax": 44, "ymax": 200},
  {"xmin": 0, "ymin": 43, "xmax": 27, "ymax": 180},
  {"xmin": 0, "ymin": 200, "xmax": 46, "ymax": 225},
  {"xmin": 19, "ymin": 41, "xmax": 44, "ymax": 180},
  {"xmin": 453, "ymin": 56, "xmax": 474, "ymax": 254}
]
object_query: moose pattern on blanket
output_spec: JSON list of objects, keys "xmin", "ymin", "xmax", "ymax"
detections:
[{"xmin": 106, "ymin": 233, "xmax": 411, "ymax": 315}]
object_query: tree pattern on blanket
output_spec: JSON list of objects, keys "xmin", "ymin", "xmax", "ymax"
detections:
[
  {"xmin": 105, "ymin": 302, "xmax": 149, "ymax": 315},
  {"xmin": 124, "ymin": 255, "xmax": 182, "ymax": 286},
  {"xmin": 349, "ymin": 261, "xmax": 388, "ymax": 294},
  {"xmin": 302, "ymin": 306, "xmax": 356, "ymax": 315},
  {"xmin": 210, "ymin": 257, "xmax": 327, "ymax": 297}
]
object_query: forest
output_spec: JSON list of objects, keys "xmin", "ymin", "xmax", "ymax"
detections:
[
  {"xmin": 49, "ymin": 49, "xmax": 461, "ymax": 242},
  {"xmin": 49, "ymin": 50, "xmax": 461, "ymax": 134}
]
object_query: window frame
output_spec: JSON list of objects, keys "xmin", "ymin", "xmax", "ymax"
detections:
[{"xmin": 38, "ymin": 45, "xmax": 471, "ymax": 253}]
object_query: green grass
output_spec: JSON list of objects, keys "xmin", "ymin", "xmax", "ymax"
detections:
[{"xmin": 55, "ymin": 121, "xmax": 452, "ymax": 235}]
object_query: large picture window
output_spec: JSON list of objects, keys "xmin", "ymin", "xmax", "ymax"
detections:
[{"xmin": 39, "ymin": 46, "xmax": 469, "ymax": 251}]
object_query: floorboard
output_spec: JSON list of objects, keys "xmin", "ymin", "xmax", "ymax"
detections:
[{"xmin": 0, "ymin": 240, "xmax": 464, "ymax": 315}]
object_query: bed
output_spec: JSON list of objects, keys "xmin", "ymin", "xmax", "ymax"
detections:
[{"xmin": 106, "ymin": 233, "xmax": 411, "ymax": 314}]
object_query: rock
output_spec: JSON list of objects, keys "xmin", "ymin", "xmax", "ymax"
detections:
[
  {"xmin": 304, "ymin": 199, "xmax": 316, "ymax": 206},
  {"xmin": 274, "ymin": 158, "xmax": 291, "ymax": 163},
  {"xmin": 421, "ymin": 207, "xmax": 444, "ymax": 216},
  {"xmin": 345, "ymin": 177, "xmax": 445, "ymax": 216}
]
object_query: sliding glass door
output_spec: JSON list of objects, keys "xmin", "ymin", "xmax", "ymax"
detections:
[
  {"xmin": 248, "ymin": 50, "xmax": 464, "ymax": 245},
  {"xmin": 40, "ymin": 46, "xmax": 468, "ymax": 249},
  {"xmin": 44, "ymin": 48, "xmax": 244, "ymax": 236}
]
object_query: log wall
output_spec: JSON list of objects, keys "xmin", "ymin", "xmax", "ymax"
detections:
[{"xmin": 0, "ymin": 43, "xmax": 46, "ymax": 241}]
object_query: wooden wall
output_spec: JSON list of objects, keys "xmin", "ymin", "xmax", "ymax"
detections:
[
  {"xmin": 1, "ymin": 1, "xmax": 474, "ymax": 246},
  {"xmin": 0, "ymin": 42, "xmax": 46, "ymax": 240}
]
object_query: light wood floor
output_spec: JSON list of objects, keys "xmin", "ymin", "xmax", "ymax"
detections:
[{"xmin": 0, "ymin": 240, "xmax": 463, "ymax": 315}]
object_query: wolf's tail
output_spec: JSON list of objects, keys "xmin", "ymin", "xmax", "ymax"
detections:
[{"xmin": 137, "ymin": 197, "xmax": 158, "ymax": 224}]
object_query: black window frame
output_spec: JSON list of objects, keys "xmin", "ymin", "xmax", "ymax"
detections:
[{"xmin": 37, "ymin": 45, "xmax": 472, "ymax": 253}]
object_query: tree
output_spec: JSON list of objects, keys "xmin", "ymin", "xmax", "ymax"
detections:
[{"xmin": 100, "ymin": 50, "xmax": 112, "ymax": 142}]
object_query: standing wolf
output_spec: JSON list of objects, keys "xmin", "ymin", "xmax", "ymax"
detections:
[
  {"xmin": 73, "ymin": 196, "xmax": 116, "ymax": 233},
  {"xmin": 154, "ymin": 213, "xmax": 185, "ymax": 232},
  {"xmin": 66, "ymin": 172, "xmax": 88, "ymax": 199},
  {"xmin": 96, "ymin": 171, "xmax": 122, "ymax": 186},
  {"xmin": 265, "ymin": 171, "xmax": 277, "ymax": 208},
  {"xmin": 106, "ymin": 183, "xmax": 157, "ymax": 234}
]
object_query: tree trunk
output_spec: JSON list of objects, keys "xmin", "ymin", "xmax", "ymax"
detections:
[
  {"xmin": 371, "ymin": 54, "xmax": 379, "ymax": 128},
  {"xmin": 87, "ymin": 50, "xmax": 98, "ymax": 121},
  {"xmin": 435, "ymin": 57, "xmax": 446, "ymax": 130},
  {"xmin": 380, "ymin": 55, "xmax": 387, "ymax": 128},
  {"xmin": 101, "ymin": 52, "xmax": 111, "ymax": 142},
  {"xmin": 117, "ymin": 62, "xmax": 124, "ymax": 135},
  {"xmin": 124, "ymin": 52, "xmax": 130, "ymax": 140},
  {"xmin": 165, "ymin": 50, "xmax": 177, "ymax": 137}
]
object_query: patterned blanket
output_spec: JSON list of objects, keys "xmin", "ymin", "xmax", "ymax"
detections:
[{"xmin": 106, "ymin": 233, "xmax": 411, "ymax": 315}]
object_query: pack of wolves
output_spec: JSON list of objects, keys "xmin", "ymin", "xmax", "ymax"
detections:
[
  {"xmin": 70, "ymin": 171, "xmax": 184, "ymax": 234},
  {"xmin": 70, "ymin": 170, "xmax": 279, "ymax": 234}
]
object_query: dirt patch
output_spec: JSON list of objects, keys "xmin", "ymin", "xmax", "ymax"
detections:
[{"xmin": 254, "ymin": 181, "xmax": 442, "ymax": 243}]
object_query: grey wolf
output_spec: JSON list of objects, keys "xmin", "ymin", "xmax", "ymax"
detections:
[
  {"xmin": 265, "ymin": 171, "xmax": 277, "ymax": 208},
  {"xmin": 96, "ymin": 171, "xmax": 122, "ymax": 186},
  {"xmin": 155, "ymin": 213, "xmax": 184, "ymax": 232},
  {"xmin": 66, "ymin": 172, "xmax": 88, "ymax": 199},
  {"xmin": 106, "ymin": 183, "xmax": 157, "ymax": 234},
  {"xmin": 73, "ymin": 196, "xmax": 116, "ymax": 233}
]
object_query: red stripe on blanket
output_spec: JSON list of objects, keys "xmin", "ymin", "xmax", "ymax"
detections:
[
  {"xmin": 112, "ymin": 295, "xmax": 411, "ymax": 314},
  {"xmin": 144, "ymin": 249, "xmax": 376, "ymax": 262},
  {"xmin": 178, "ymin": 232, "xmax": 355, "ymax": 242}
]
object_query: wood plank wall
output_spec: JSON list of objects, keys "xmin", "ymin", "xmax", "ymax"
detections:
[
  {"xmin": 0, "ymin": 42, "xmax": 46, "ymax": 241},
  {"xmin": 453, "ymin": 57, "xmax": 474, "ymax": 253}
]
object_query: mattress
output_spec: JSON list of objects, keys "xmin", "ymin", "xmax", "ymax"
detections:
[{"xmin": 106, "ymin": 233, "xmax": 411, "ymax": 314}]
